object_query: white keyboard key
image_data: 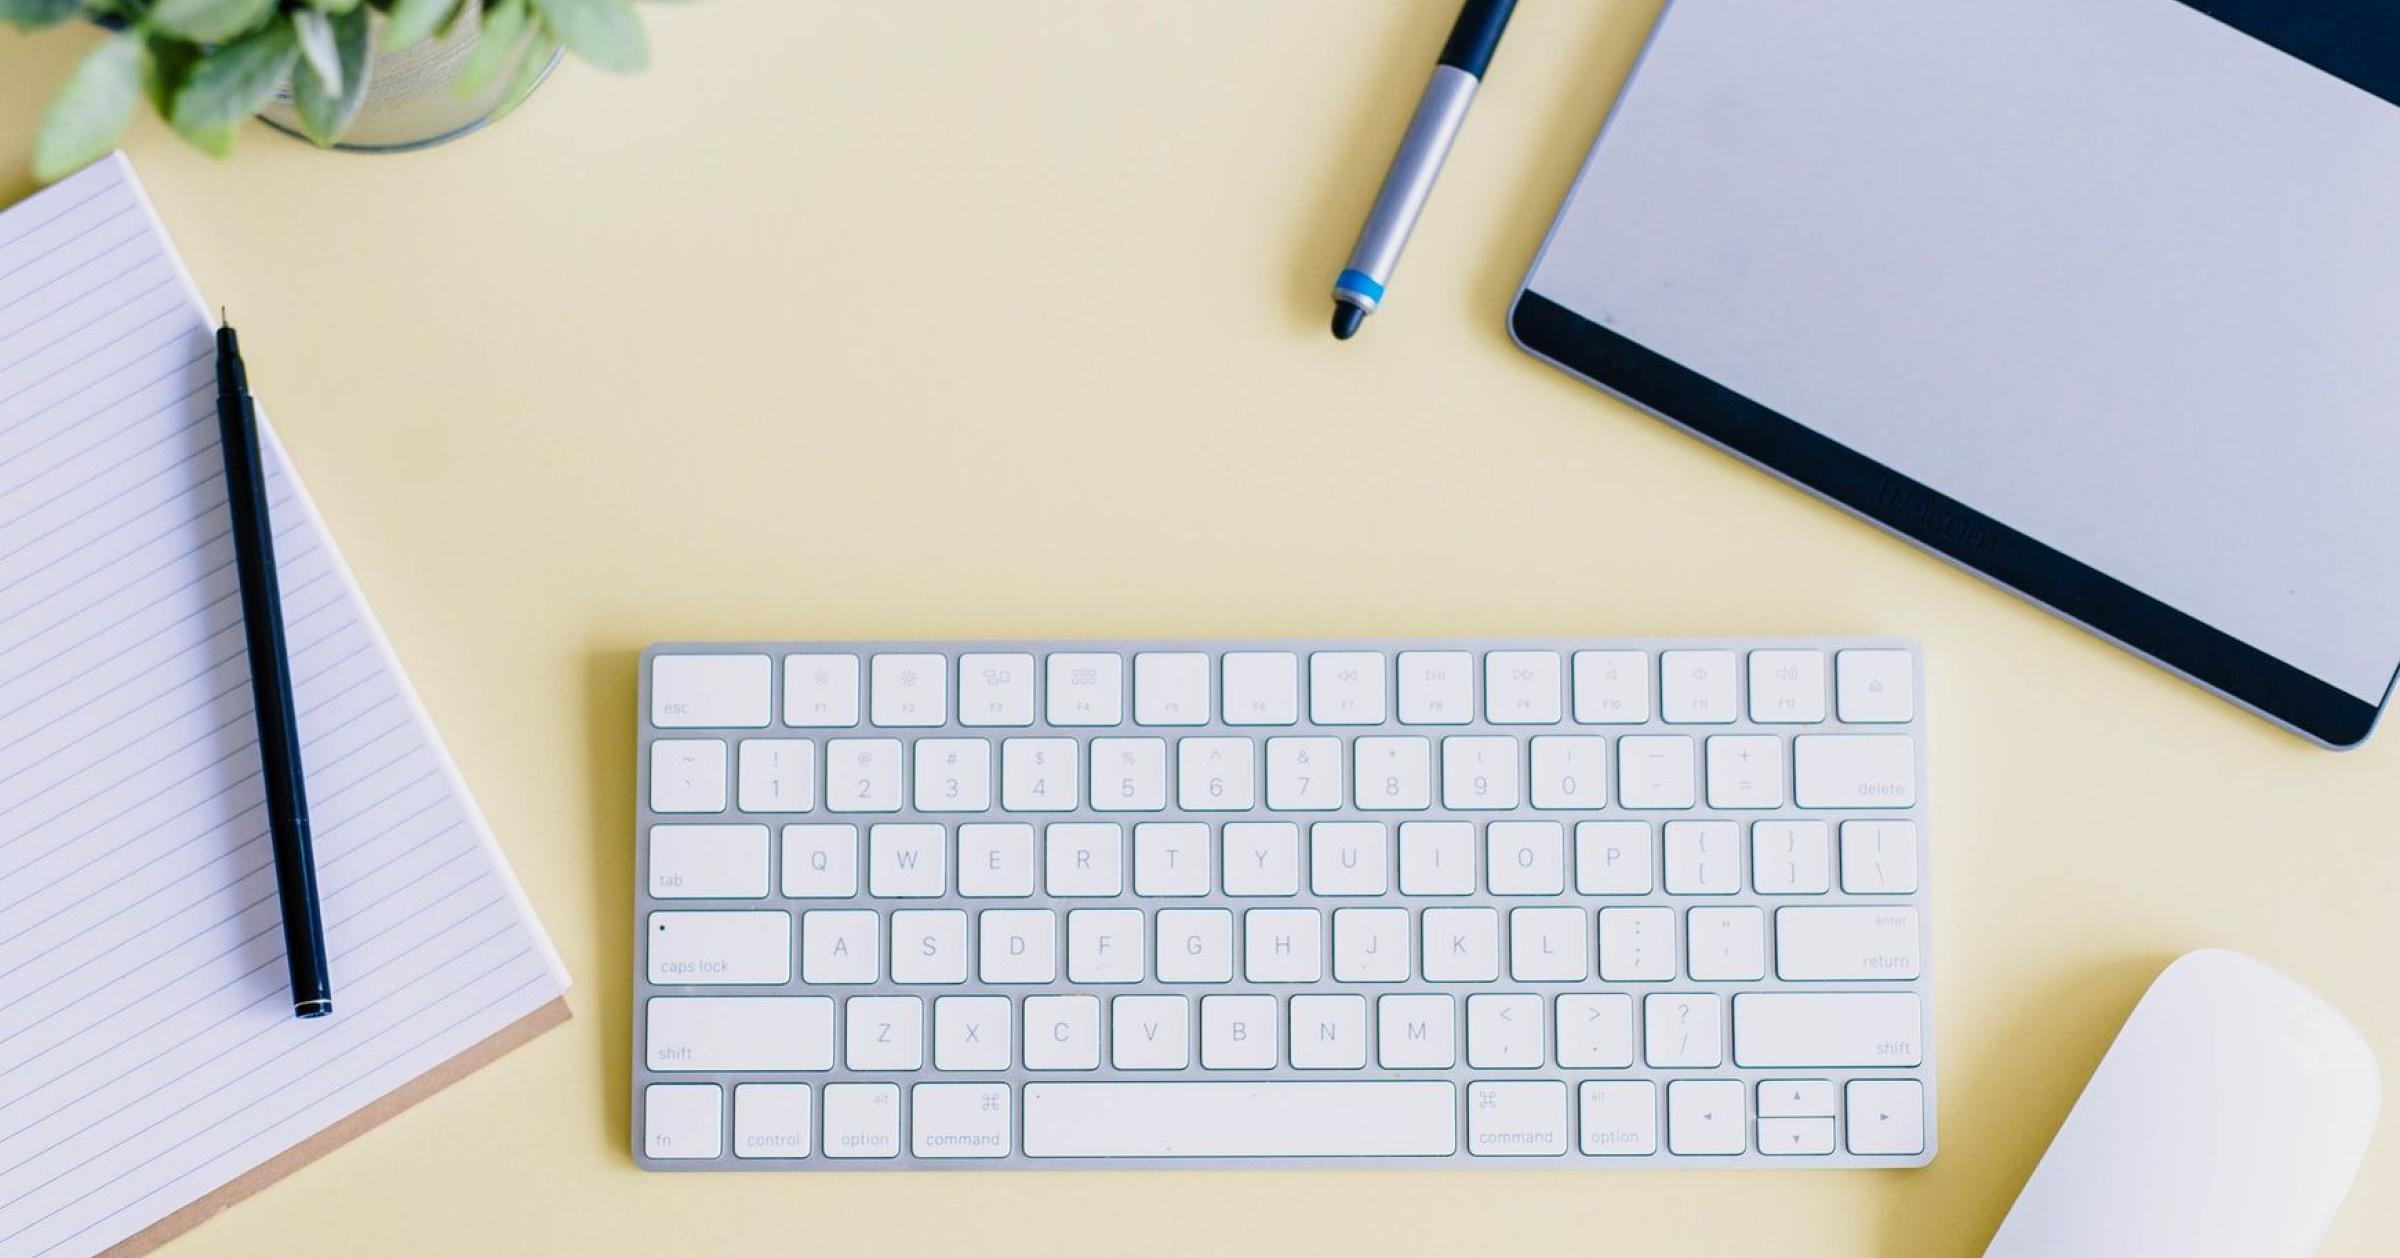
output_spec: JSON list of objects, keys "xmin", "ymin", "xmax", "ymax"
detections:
[
  {"xmin": 781, "ymin": 824, "xmax": 858, "ymax": 897},
  {"xmin": 956, "ymin": 822, "xmax": 1034, "ymax": 897},
  {"xmin": 1660, "ymin": 650, "xmax": 1738, "ymax": 724},
  {"xmin": 957, "ymin": 652, "xmax": 1035, "ymax": 726},
  {"xmin": 1309, "ymin": 651, "xmax": 1387, "ymax": 724},
  {"xmin": 1465, "ymin": 1081, "xmax": 1568, "ymax": 1157},
  {"xmin": 1556, "ymin": 994, "xmax": 1635, "ymax": 1068},
  {"xmin": 1836, "ymin": 649, "xmax": 1915, "ymax": 723},
  {"xmin": 1759, "ymin": 1116, "xmax": 1837, "ymax": 1156},
  {"xmin": 644, "ymin": 1083, "xmax": 723, "ymax": 1160},
  {"xmin": 1466, "ymin": 993, "xmax": 1543, "ymax": 1068},
  {"xmin": 783, "ymin": 653, "xmax": 860, "ymax": 728},
  {"xmin": 1178, "ymin": 736, "xmax": 1256, "ymax": 810},
  {"xmin": 1001, "ymin": 737, "xmax": 1078, "ymax": 811},
  {"xmin": 823, "ymin": 738, "xmax": 902, "ymax": 813},
  {"xmin": 1398, "ymin": 820, "xmax": 1475, "ymax": 895},
  {"xmin": 1290, "ymin": 994, "xmax": 1369, "ymax": 1069},
  {"xmin": 1022, "ymin": 1082, "xmax": 1456, "ymax": 1158},
  {"xmin": 1243, "ymin": 908, "xmax": 1324, "ymax": 982},
  {"xmin": 1574, "ymin": 821, "xmax": 1653, "ymax": 894},
  {"xmin": 822, "ymin": 1083, "xmax": 901, "ymax": 1159},
  {"xmin": 649, "ymin": 911, "xmax": 790, "ymax": 985},
  {"xmin": 736, "ymin": 739, "xmax": 814, "ymax": 813},
  {"xmin": 1047, "ymin": 651, "xmax": 1124, "ymax": 726},
  {"xmin": 652, "ymin": 653, "xmax": 771, "ymax": 728},
  {"xmin": 1758, "ymin": 1079, "xmax": 1838, "ymax": 1117},
  {"xmin": 1840, "ymin": 820, "xmax": 1920, "ymax": 893},
  {"xmin": 1579, "ymin": 1081, "xmax": 1658, "ymax": 1155},
  {"xmin": 1421, "ymin": 907, "xmax": 1501, "ymax": 982},
  {"xmin": 1201, "ymin": 995, "xmax": 1279, "ymax": 1069},
  {"xmin": 1528, "ymin": 736, "xmax": 1607, "ymax": 809},
  {"xmin": 1794, "ymin": 734, "xmax": 1916, "ymax": 808},
  {"xmin": 1396, "ymin": 650, "xmax": 1474, "ymax": 724},
  {"xmin": 1487, "ymin": 821, "xmax": 1565, "ymax": 895},
  {"xmin": 1704, "ymin": 735, "xmax": 1785, "ymax": 808},
  {"xmin": 1310, "ymin": 822, "xmax": 1389, "ymax": 896},
  {"xmin": 1221, "ymin": 651, "xmax": 1299, "ymax": 725},
  {"xmin": 1616, "ymin": 735, "xmax": 1695, "ymax": 809},
  {"xmin": 1747, "ymin": 649, "xmax": 1827, "ymax": 723},
  {"xmin": 1845, "ymin": 1080, "xmax": 1926, "ymax": 1155},
  {"xmin": 1441, "ymin": 736, "xmax": 1521, "ymax": 810},
  {"xmin": 934, "ymin": 995, "xmax": 1012, "ymax": 1070},
  {"xmin": 1752, "ymin": 820, "xmax": 1832, "ymax": 894},
  {"xmin": 1222, "ymin": 822, "xmax": 1301, "ymax": 896},
  {"xmin": 912, "ymin": 738, "xmax": 990, "ymax": 812},
  {"xmin": 1598, "ymin": 907, "xmax": 1675, "ymax": 982},
  {"xmin": 1664, "ymin": 820, "xmax": 1741, "ymax": 894},
  {"xmin": 1332, "ymin": 906, "xmax": 1410, "ymax": 982},
  {"xmin": 647, "ymin": 996, "xmax": 834, "ymax": 1071},
  {"xmin": 870, "ymin": 653, "xmax": 947, "ymax": 727},
  {"xmin": 1572, "ymin": 650, "xmax": 1651, "ymax": 724},
  {"xmin": 912, "ymin": 1083, "xmax": 1013, "ymax": 1158},
  {"xmin": 977, "ymin": 909, "xmax": 1057, "ymax": 983},
  {"xmin": 845, "ymin": 995, "xmax": 925, "ymax": 1070},
  {"xmin": 890, "ymin": 909, "xmax": 969, "ymax": 984},
  {"xmin": 1133, "ymin": 652, "xmax": 1211, "ymax": 726},
  {"xmin": 801, "ymin": 909, "xmax": 879, "ymax": 984},
  {"xmin": 1776, "ymin": 906, "xmax": 1921, "ymax": 980},
  {"xmin": 1353, "ymin": 736, "xmax": 1432, "ymax": 810},
  {"xmin": 1113, "ymin": 995, "xmax": 1192, "ymax": 1069},
  {"xmin": 650, "ymin": 739, "xmax": 727, "ymax": 813},
  {"xmin": 1666, "ymin": 1079, "xmax": 1746, "ymax": 1155},
  {"xmin": 869, "ymin": 823, "xmax": 947, "ymax": 897},
  {"xmin": 1733, "ymin": 993, "xmax": 1924, "ymax": 1067},
  {"xmin": 1045, "ymin": 823, "xmax": 1125, "ymax": 897},
  {"xmin": 1265, "ymin": 736, "xmax": 1342, "ymax": 810},
  {"xmin": 733, "ymin": 1083, "xmax": 812, "ymax": 1159},
  {"xmin": 1134, "ymin": 822, "xmax": 1212, "ymax": 896},
  {"xmin": 1484, "ymin": 651, "xmax": 1563, "ymax": 724},
  {"xmin": 1024, "ymin": 995, "xmax": 1102, "ymax": 1070},
  {"xmin": 1644, "ymin": 993, "xmax": 1725, "ymax": 1067},
  {"xmin": 649, "ymin": 825, "xmax": 769, "ymax": 899},
  {"xmin": 1509, "ymin": 906, "xmax": 1589, "ymax": 981},
  {"xmin": 1157, "ymin": 908, "xmax": 1235, "ymax": 983},
  {"xmin": 1377, "ymin": 993, "xmax": 1456, "ymax": 1069},
  {"xmin": 1687, "ymin": 907, "xmax": 1767, "ymax": 981},
  {"xmin": 1067, "ymin": 908, "xmax": 1145, "ymax": 983},
  {"xmin": 1091, "ymin": 737, "xmax": 1168, "ymax": 812}
]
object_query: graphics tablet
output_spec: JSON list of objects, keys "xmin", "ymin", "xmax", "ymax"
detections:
[{"xmin": 1510, "ymin": 0, "xmax": 2400, "ymax": 747}]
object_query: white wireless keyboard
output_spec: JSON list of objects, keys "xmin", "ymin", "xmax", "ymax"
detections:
[{"xmin": 633, "ymin": 639, "xmax": 1933, "ymax": 1170}]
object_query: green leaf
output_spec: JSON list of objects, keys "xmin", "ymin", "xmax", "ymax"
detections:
[
  {"xmin": 168, "ymin": 17, "xmax": 299, "ymax": 157},
  {"xmin": 292, "ymin": 7, "xmax": 342, "ymax": 97},
  {"xmin": 314, "ymin": 0, "xmax": 363, "ymax": 13},
  {"xmin": 291, "ymin": 6, "xmax": 370, "ymax": 145},
  {"xmin": 489, "ymin": 28, "xmax": 555, "ymax": 121},
  {"xmin": 142, "ymin": 35, "xmax": 201, "ymax": 116},
  {"xmin": 0, "ymin": 0, "xmax": 83, "ymax": 31},
  {"xmin": 33, "ymin": 32, "xmax": 142, "ymax": 182},
  {"xmin": 454, "ymin": 0, "xmax": 528, "ymax": 96},
  {"xmin": 376, "ymin": 0, "xmax": 456, "ymax": 51},
  {"xmin": 529, "ymin": 0, "xmax": 645, "ymax": 73},
  {"xmin": 149, "ymin": 0, "xmax": 279, "ymax": 44}
]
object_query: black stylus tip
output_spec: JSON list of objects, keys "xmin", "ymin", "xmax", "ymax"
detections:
[{"xmin": 1331, "ymin": 301, "xmax": 1365, "ymax": 340}]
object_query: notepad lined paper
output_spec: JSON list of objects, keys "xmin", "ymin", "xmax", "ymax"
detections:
[{"xmin": 0, "ymin": 155, "xmax": 569, "ymax": 1258}]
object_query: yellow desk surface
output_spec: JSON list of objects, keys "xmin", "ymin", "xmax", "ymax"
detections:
[{"xmin": 4, "ymin": 3, "xmax": 2394, "ymax": 1254}]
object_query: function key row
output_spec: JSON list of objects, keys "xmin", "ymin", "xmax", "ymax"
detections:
[{"xmin": 651, "ymin": 647, "xmax": 1917, "ymax": 731}]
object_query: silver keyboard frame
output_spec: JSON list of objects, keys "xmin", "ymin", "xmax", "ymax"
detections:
[{"xmin": 633, "ymin": 637, "xmax": 1934, "ymax": 1171}]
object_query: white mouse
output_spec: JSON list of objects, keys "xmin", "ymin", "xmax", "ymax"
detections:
[{"xmin": 1984, "ymin": 949, "xmax": 2380, "ymax": 1258}]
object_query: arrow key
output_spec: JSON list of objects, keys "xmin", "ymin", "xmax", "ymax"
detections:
[
  {"xmin": 1758, "ymin": 1116, "xmax": 1836, "ymax": 1155},
  {"xmin": 1665, "ymin": 1078, "xmax": 1746, "ymax": 1155},
  {"xmin": 1756, "ymin": 1078, "xmax": 1837, "ymax": 1118}
]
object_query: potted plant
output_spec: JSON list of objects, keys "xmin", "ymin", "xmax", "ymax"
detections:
[{"xmin": 4, "ymin": 0, "xmax": 650, "ymax": 179}]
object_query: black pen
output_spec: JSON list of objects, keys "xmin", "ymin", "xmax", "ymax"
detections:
[{"xmin": 216, "ymin": 314, "xmax": 332, "ymax": 1019}]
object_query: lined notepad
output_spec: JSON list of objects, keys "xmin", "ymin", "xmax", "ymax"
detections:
[{"xmin": 0, "ymin": 156, "xmax": 569, "ymax": 1258}]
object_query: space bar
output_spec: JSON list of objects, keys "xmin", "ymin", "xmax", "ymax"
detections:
[{"xmin": 1022, "ymin": 1082, "xmax": 1458, "ymax": 1158}]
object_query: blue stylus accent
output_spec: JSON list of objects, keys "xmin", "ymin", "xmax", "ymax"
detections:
[{"xmin": 1335, "ymin": 269, "xmax": 1385, "ymax": 302}]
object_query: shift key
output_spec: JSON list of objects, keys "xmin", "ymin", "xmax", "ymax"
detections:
[
  {"xmin": 1734, "ymin": 993, "xmax": 1923, "ymax": 1067},
  {"xmin": 1776, "ymin": 906, "xmax": 1920, "ymax": 980}
]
